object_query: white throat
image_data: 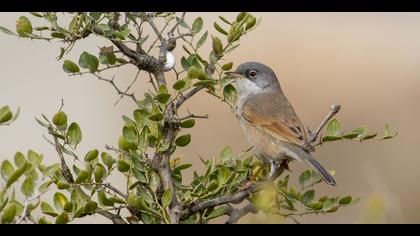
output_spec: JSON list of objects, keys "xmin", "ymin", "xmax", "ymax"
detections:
[{"xmin": 235, "ymin": 79, "xmax": 263, "ymax": 115}]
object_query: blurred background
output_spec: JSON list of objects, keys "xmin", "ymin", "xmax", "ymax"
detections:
[{"xmin": 0, "ymin": 12, "xmax": 419, "ymax": 223}]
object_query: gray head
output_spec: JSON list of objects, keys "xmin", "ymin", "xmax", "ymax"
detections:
[{"xmin": 225, "ymin": 62, "xmax": 281, "ymax": 97}]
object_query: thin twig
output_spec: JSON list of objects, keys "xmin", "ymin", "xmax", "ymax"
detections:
[
  {"xmin": 147, "ymin": 21, "xmax": 170, "ymax": 54},
  {"xmin": 15, "ymin": 194, "xmax": 42, "ymax": 224},
  {"xmin": 114, "ymin": 69, "xmax": 141, "ymax": 105},
  {"xmin": 176, "ymin": 86, "xmax": 206, "ymax": 109},
  {"xmin": 93, "ymin": 74, "xmax": 138, "ymax": 104},
  {"xmin": 308, "ymin": 104, "xmax": 341, "ymax": 143},
  {"xmin": 168, "ymin": 12, "xmax": 186, "ymax": 37},
  {"xmin": 177, "ymin": 113, "xmax": 209, "ymax": 121}
]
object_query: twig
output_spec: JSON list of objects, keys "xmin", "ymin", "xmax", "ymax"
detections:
[
  {"xmin": 308, "ymin": 104, "xmax": 341, "ymax": 144},
  {"xmin": 168, "ymin": 12, "xmax": 186, "ymax": 37},
  {"xmin": 93, "ymin": 74, "xmax": 138, "ymax": 104},
  {"xmin": 147, "ymin": 21, "xmax": 170, "ymax": 54},
  {"xmin": 148, "ymin": 73, "xmax": 158, "ymax": 92},
  {"xmin": 114, "ymin": 69, "xmax": 141, "ymax": 105},
  {"xmin": 77, "ymin": 182, "xmax": 127, "ymax": 200},
  {"xmin": 176, "ymin": 86, "xmax": 206, "ymax": 109},
  {"xmin": 15, "ymin": 194, "xmax": 42, "ymax": 224},
  {"xmin": 177, "ymin": 113, "xmax": 209, "ymax": 121}
]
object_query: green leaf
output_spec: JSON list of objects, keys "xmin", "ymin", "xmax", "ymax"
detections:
[
  {"xmin": 362, "ymin": 133, "xmax": 378, "ymax": 140},
  {"xmin": 192, "ymin": 17, "xmax": 203, "ymax": 33},
  {"xmin": 117, "ymin": 160, "xmax": 130, "ymax": 172},
  {"xmin": 89, "ymin": 12, "xmax": 102, "ymax": 21},
  {"xmin": 196, "ymin": 31, "xmax": 208, "ymax": 49},
  {"xmin": 218, "ymin": 166, "xmax": 230, "ymax": 185},
  {"xmin": 67, "ymin": 122, "xmax": 82, "ymax": 148},
  {"xmin": 155, "ymin": 93, "xmax": 171, "ymax": 104},
  {"xmin": 206, "ymin": 206, "xmax": 229, "ymax": 220},
  {"xmin": 0, "ymin": 26, "xmax": 17, "ymax": 36},
  {"xmin": 54, "ymin": 192, "xmax": 68, "ymax": 211},
  {"xmin": 56, "ymin": 181, "xmax": 70, "ymax": 190},
  {"xmin": 1, "ymin": 160, "xmax": 14, "ymax": 180},
  {"xmin": 299, "ymin": 170, "xmax": 311, "ymax": 187},
  {"xmin": 83, "ymin": 201, "xmax": 98, "ymax": 214},
  {"xmin": 173, "ymin": 80, "xmax": 186, "ymax": 91},
  {"xmin": 51, "ymin": 32, "xmax": 66, "ymax": 39},
  {"xmin": 55, "ymin": 212, "xmax": 69, "ymax": 224},
  {"xmin": 6, "ymin": 162, "xmax": 29, "ymax": 188},
  {"xmin": 245, "ymin": 16, "xmax": 257, "ymax": 30},
  {"xmin": 41, "ymin": 202, "xmax": 58, "ymax": 217},
  {"xmin": 223, "ymin": 84, "xmax": 238, "ymax": 105},
  {"xmin": 16, "ymin": 16, "xmax": 33, "ymax": 37},
  {"xmin": 173, "ymin": 164, "xmax": 192, "ymax": 172},
  {"xmin": 85, "ymin": 149, "xmax": 99, "ymax": 162},
  {"xmin": 162, "ymin": 188, "xmax": 173, "ymax": 208},
  {"xmin": 123, "ymin": 125, "xmax": 138, "ymax": 143},
  {"xmin": 214, "ymin": 22, "xmax": 227, "ymax": 35},
  {"xmin": 75, "ymin": 170, "xmax": 89, "ymax": 184},
  {"xmin": 342, "ymin": 132, "xmax": 358, "ymax": 139},
  {"xmin": 180, "ymin": 119, "xmax": 195, "ymax": 128},
  {"xmin": 63, "ymin": 202, "xmax": 73, "ymax": 213},
  {"xmin": 0, "ymin": 106, "xmax": 13, "ymax": 124},
  {"xmin": 148, "ymin": 113, "xmax": 164, "ymax": 122},
  {"xmin": 212, "ymin": 36, "xmax": 223, "ymax": 57},
  {"xmin": 14, "ymin": 152, "xmax": 25, "ymax": 168},
  {"xmin": 149, "ymin": 171, "xmax": 161, "ymax": 193},
  {"xmin": 353, "ymin": 126, "xmax": 368, "ymax": 138},
  {"xmin": 322, "ymin": 198, "xmax": 336, "ymax": 211},
  {"xmin": 63, "ymin": 60, "xmax": 80, "ymax": 73},
  {"xmin": 101, "ymin": 152, "xmax": 114, "ymax": 170},
  {"xmin": 79, "ymin": 51, "xmax": 99, "ymax": 73},
  {"xmin": 21, "ymin": 176, "xmax": 34, "ymax": 197},
  {"xmin": 308, "ymin": 202, "xmax": 323, "ymax": 210},
  {"xmin": 181, "ymin": 56, "xmax": 191, "ymax": 71},
  {"xmin": 339, "ymin": 196, "xmax": 352, "ymax": 205},
  {"xmin": 236, "ymin": 12, "xmax": 247, "ymax": 22},
  {"xmin": 321, "ymin": 135, "xmax": 342, "ymax": 143},
  {"xmin": 94, "ymin": 164, "xmax": 106, "ymax": 183},
  {"xmin": 219, "ymin": 146, "xmax": 233, "ymax": 162},
  {"xmin": 222, "ymin": 62, "xmax": 233, "ymax": 71},
  {"xmin": 1, "ymin": 203, "xmax": 17, "ymax": 224},
  {"xmin": 52, "ymin": 111, "xmax": 68, "ymax": 127},
  {"xmin": 98, "ymin": 191, "xmax": 114, "ymax": 207},
  {"xmin": 175, "ymin": 134, "xmax": 191, "ymax": 147},
  {"xmin": 218, "ymin": 16, "xmax": 232, "ymax": 25},
  {"xmin": 326, "ymin": 118, "xmax": 341, "ymax": 136},
  {"xmin": 302, "ymin": 190, "xmax": 315, "ymax": 205}
]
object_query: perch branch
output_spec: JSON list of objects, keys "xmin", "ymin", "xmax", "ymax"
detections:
[
  {"xmin": 225, "ymin": 203, "xmax": 257, "ymax": 224},
  {"xmin": 182, "ymin": 164, "xmax": 287, "ymax": 218},
  {"xmin": 308, "ymin": 104, "xmax": 341, "ymax": 143}
]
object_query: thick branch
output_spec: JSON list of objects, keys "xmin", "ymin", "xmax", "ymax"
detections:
[
  {"xmin": 308, "ymin": 104, "xmax": 341, "ymax": 143},
  {"xmin": 225, "ymin": 203, "xmax": 257, "ymax": 224}
]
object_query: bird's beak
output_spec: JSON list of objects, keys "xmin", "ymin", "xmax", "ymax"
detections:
[{"xmin": 225, "ymin": 71, "xmax": 244, "ymax": 79}]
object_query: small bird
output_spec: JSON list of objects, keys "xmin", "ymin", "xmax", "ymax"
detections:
[{"xmin": 226, "ymin": 62, "xmax": 336, "ymax": 186}]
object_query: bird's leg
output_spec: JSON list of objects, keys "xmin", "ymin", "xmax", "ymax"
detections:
[{"xmin": 269, "ymin": 160, "xmax": 278, "ymax": 178}]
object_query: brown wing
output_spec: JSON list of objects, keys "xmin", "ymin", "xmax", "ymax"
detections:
[{"xmin": 241, "ymin": 91, "xmax": 312, "ymax": 150}]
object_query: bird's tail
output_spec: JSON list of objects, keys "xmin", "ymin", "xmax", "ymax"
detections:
[{"xmin": 302, "ymin": 153, "xmax": 336, "ymax": 186}]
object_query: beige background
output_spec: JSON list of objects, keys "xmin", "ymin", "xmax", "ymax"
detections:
[{"xmin": 1, "ymin": 12, "xmax": 419, "ymax": 223}]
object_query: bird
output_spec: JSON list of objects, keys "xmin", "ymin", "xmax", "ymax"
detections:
[{"xmin": 225, "ymin": 62, "xmax": 336, "ymax": 186}]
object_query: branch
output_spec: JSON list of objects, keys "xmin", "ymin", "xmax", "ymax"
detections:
[
  {"xmin": 15, "ymin": 194, "xmax": 42, "ymax": 224},
  {"xmin": 50, "ymin": 129, "xmax": 74, "ymax": 183},
  {"xmin": 308, "ymin": 104, "xmax": 341, "ymax": 144},
  {"xmin": 158, "ymin": 103, "xmax": 181, "ymax": 224},
  {"xmin": 225, "ymin": 203, "xmax": 257, "ymax": 224},
  {"xmin": 176, "ymin": 86, "xmax": 206, "ymax": 109},
  {"xmin": 177, "ymin": 113, "xmax": 209, "ymax": 121},
  {"xmin": 182, "ymin": 164, "xmax": 288, "ymax": 218}
]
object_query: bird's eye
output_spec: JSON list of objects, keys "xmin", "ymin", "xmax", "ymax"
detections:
[{"xmin": 248, "ymin": 70, "xmax": 257, "ymax": 79}]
